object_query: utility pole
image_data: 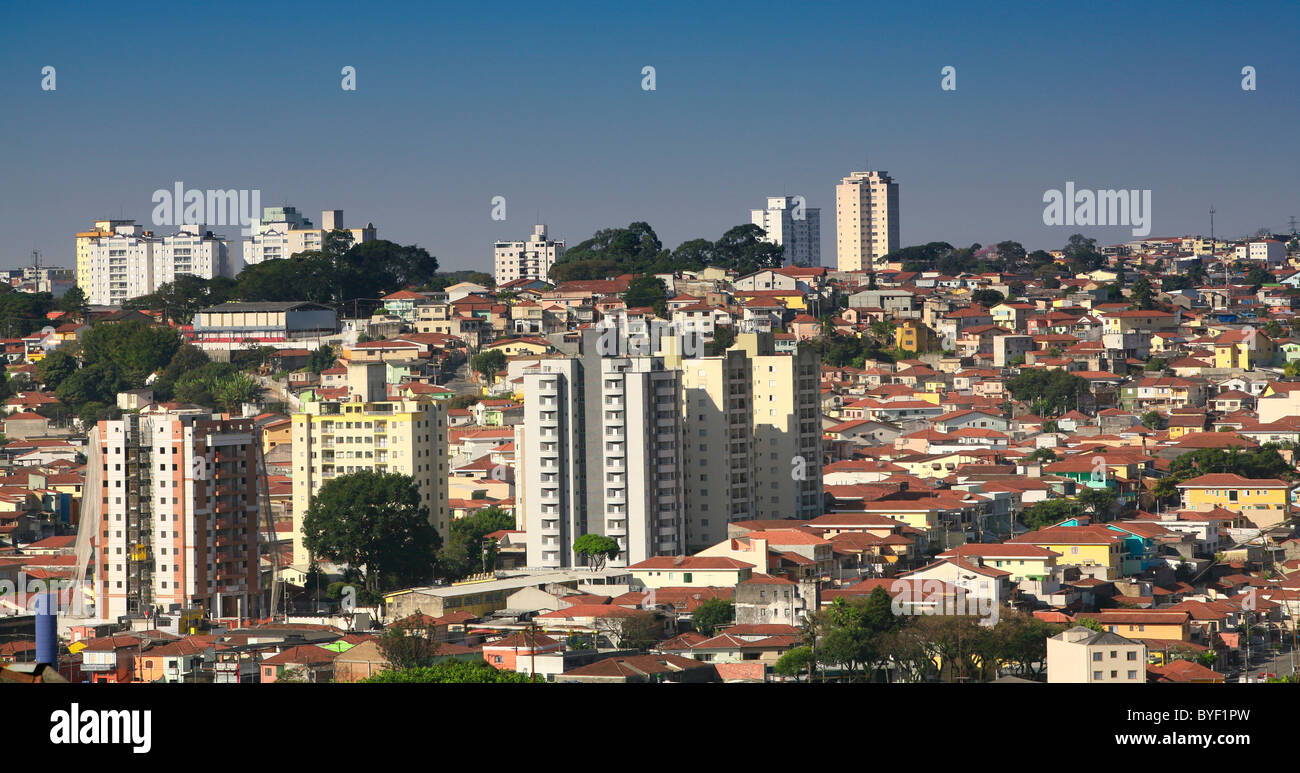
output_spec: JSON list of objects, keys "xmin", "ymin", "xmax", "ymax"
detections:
[{"xmin": 527, "ymin": 620, "xmax": 537, "ymax": 683}]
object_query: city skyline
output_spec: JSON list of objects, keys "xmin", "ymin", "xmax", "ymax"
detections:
[{"xmin": 2, "ymin": 0, "xmax": 1297, "ymax": 274}]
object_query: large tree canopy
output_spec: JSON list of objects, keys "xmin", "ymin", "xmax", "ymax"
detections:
[{"xmin": 301, "ymin": 471, "xmax": 442, "ymax": 593}]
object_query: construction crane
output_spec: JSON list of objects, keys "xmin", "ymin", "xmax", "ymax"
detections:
[{"xmin": 253, "ymin": 427, "xmax": 283, "ymax": 622}]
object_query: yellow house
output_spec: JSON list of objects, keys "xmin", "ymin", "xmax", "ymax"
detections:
[
  {"xmin": 1176, "ymin": 473, "xmax": 1292, "ymax": 527},
  {"xmin": 1101, "ymin": 309, "xmax": 1178, "ymax": 336},
  {"xmin": 733, "ymin": 290, "xmax": 807, "ymax": 311},
  {"xmin": 894, "ymin": 320, "xmax": 940, "ymax": 353},
  {"xmin": 261, "ymin": 418, "xmax": 292, "ymax": 454},
  {"xmin": 893, "ymin": 452, "xmax": 968, "ymax": 479},
  {"xmin": 1092, "ymin": 610, "xmax": 1191, "ymax": 642},
  {"xmin": 912, "ymin": 388, "xmax": 943, "ymax": 404},
  {"xmin": 851, "ymin": 502, "xmax": 944, "ymax": 533},
  {"xmin": 1213, "ymin": 329, "xmax": 1274, "ymax": 370},
  {"xmin": 1009, "ymin": 525, "xmax": 1125, "ymax": 574},
  {"xmin": 484, "ymin": 337, "xmax": 554, "ymax": 357},
  {"xmin": 935, "ymin": 544, "xmax": 1060, "ymax": 584}
]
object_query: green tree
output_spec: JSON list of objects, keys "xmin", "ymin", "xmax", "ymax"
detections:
[
  {"xmin": 1244, "ymin": 265, "xmax": 1273, "ymax": 288},
  {"xmin": 706, "ymin": 325, "xmax": 736, "ymax": 356},
  {"xmin": 995, "ymin": 611, "xmax": 1064, "ymax": 678},
  {"xmin": 1130, "ymin": 275, "xmax": 1156, "ymax": 310},
  {"xmin": 712, "ymin": 224, "xmax": 785, "ymax": 274},
  {"xmin": 152, "ymin": 345, "xmax": 212, "ymax": 401},
  {"xmin": 1026, "ymin": 448, "xmax": 1058, "ymax": 463},
  {"xmin": 36, "ymin": 350, "xmax": 78, "ymax": 392},
  {"xmin": 360, "ymin": 660, "xmax": 534, "ymax": 683},
  {"xmin": 55, "ymin": 362, "xmax": 124, "ymax": 409},
  {"xmin": 437, "ymin": 506, "xmax": 514, "ymax": 580},
  {"xmin": 774, "ymin": 646, "xmax": 816, "ymax": 680},
  {"xmin": 623, "ymin": 276, "xmax": 668, "ymax": 317},
  {"xmin": 607, "ymin": 611, "xmax": 664, "ymax": 650},
  {"xmin": 1077, "ymin": 487, "xmax": 1118, "ymax": 521},
  {"xmin": 471, "ymin": 349, "xmax": 507, "ymax": 384},
  {"xmin": 1006, "ymin": 370, "xmax": 1089, "ymax": 417},
  {"xmin": 378, "ymin": 613, "xmax": 443, "ymax": 670},
  {"xmin": 1020, "ymin": 498, "xmax": 1080, "ymax": 529},
  {"xmin": 971, "ymin": 289, "xmax": 1005, "ymax": 307},
  {"xmin": 79, "ymin": 320, "xmax": 182, "ymax": 387},
  {"xmin": 301, "ymin": 471, "xmax": 442, "ymax": 594},
  {"xmin": 1140, "ymin": 410, "xmax": 1164, "ymax": 429},
  {"xmin": 172, "ymin": 362, "xmax": 263, "ymax": 412},
  {"xmin": 573, "ymin": 533, "xmax": 621, "ymax": 571},
  {"xmin": 995, "ymin": 241, "xmax": 1028, "ymax": 271},
  {"xmin": 306, "ymin": 344, "xmax": 337, "ymax": 374},
  {"xmin": 58, "ymin": 286, "xmax": 90, "ymax": 321},
  {"xmin": 1062, "ymin": 234, "xmax": 1104, "ymax": 274},
  {"xmin": 692, "ymin": 598, "xmax": 734, "ymax": 635}
]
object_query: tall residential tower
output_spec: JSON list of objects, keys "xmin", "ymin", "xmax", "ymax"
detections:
[
  {"xmin": 751, "ymin": 196, "xmax": 821, "ymax": 267},
  {"xmin": 835, "ymin": 170, "xmax": 899, "ymax": 271}
]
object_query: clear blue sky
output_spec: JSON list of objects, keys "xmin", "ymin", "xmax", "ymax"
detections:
[{"xmin": 1, "ymin": 0, "xmax": 1296, "ymax": 272}]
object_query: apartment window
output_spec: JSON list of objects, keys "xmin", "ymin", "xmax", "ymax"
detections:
[
  {"xmin": 1093, "ymin": 671, "xmax": 1102, "ymax": 680},
  {"xmin": 1092, "ymin": 652, "xmax": 1102, "ymax": 662},
  {"xmin": 1127, "ymin": 670, "xmax": 1137, "ymax": 679},
  {"xmin": 1127, "ymin": 651, "xmax": 1137, "ymax": 661}
]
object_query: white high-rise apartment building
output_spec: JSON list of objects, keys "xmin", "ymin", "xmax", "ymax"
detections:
[
  {"xmin": 290, "ymin": 362, "xmax": 449, "ymax": 570},
  {"xmin": 76, "ymin": 221, "xmax": 232, "ymax": 306},
  {"xmin": 751, "ymin": 196, "xmax": 821, "ymax": 267},
  {"xmin": 241, "ymin": 207, "xmax": 376, "ymax": 271},
  {"xmin": 90, "ymin": 409, "xmax": 261, "ymax": 622},
  {"xmin": 522, "ymin": 328, "xmax": 684, "ymax": 569},
  {"xmin": 835, "ymin": 170, "xmax": 900, "ymax": 271},
  {"xmin": 494, "ymin": 224, "xmax": 565, "ymax": 286}
]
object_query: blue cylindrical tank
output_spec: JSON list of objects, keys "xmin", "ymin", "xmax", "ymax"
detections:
[{"xmin": 34, "ymin": 590, "xmax": 58, "ymax": 666}]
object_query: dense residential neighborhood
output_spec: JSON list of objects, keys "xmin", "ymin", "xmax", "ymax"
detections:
[{"xmin": 3, "ymin": 200, "xmax": 1300, "ymax": 687}]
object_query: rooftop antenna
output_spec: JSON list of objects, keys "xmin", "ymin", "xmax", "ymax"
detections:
[
  {"xmin": 31, "ymin": 249, "xmax": 40, "ymax": 271},
  {"xmin": 1212, "ymin": 206, "xmax": 1227, "ymax": 288},
  {"xmin": 1289, "ymin": 216, "xmax": 1298, "ymax": 237}
]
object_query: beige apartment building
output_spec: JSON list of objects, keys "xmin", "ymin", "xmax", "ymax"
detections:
[
  {"xmin": 835, "ymin": 170, "xmax": 899, "ymax": 271},
  {"xmin": 1047, "ymin": 626, "xmax": 1147, "ymax": 683},
  {"xmin": 494, "ymin": 224, "xmax": 565, "ymax": 286},
  {"xmin": 734, "ymin": 333, "xmax": 824, "ymax": 521},
  {"xmin": 665, "ymin": 347, "xmax": 757, "ymax": 552},
  {"xmin": 290, "ymin": 362, "xmax": 449, "ymax": 570}
]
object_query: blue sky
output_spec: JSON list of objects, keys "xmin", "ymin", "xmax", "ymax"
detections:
[{"xmin": 1, "ymin": 0, "xmax": 1296, "ymax": 272}]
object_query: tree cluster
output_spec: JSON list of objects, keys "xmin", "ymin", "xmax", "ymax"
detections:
[
  {"xmin": 1006, "ymin": 370, "xmax": 1090, "ymax": 416},
  {"xmin": 777, "ymin": 589, "xmax": 1064, "ymax": 683},
  {"xmin": 548, "ymin": 222, "xmax": 784, "ymax": 282}
]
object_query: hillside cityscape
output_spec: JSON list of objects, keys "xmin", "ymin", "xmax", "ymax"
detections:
[{"xmin": 0, "ymin": 166, "xmax": 1298, "ymax": 687}]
